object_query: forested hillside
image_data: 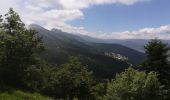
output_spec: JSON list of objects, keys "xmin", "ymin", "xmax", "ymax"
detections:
[
  {"xmin": 0, "ymin": 9, "xmax": 170, "ymax": 100},
  {"xmin": 30, "ymin": 24, "xmax": 133, "ymax": 78}
]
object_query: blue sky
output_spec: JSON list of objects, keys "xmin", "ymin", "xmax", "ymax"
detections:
[
  {"xmin": 69, "ymin": 0, "xmax": 170, "ymax": 32},
  {"xmin": 0, "ymin": 0, "xmax": 170, "ymax": 39}
]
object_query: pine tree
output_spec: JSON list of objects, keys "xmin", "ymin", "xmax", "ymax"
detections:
[
  {"xmin": 142, "ymin": 39, "xmax": 170, "ymax": 85},
  {"xmin": 0, "ymin": 8, "xmax": 44, "ymax": 86},
  {"xmin": 141, "ymin": 39, "xmax": 170, "ymax": 99}
]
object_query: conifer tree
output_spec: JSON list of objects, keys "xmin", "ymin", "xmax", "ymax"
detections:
[
  {"xmin": 0, "ymin": 8, "xmax": 44, "ymax": 86},
  {"xmin": 142, "ymin": 39, "xmax": 170, "ymax": 85}
]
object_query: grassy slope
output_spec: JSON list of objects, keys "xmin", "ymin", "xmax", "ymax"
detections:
[{"xmin": 0, "ymin": 90, "xmax": 53, "ymax": 100}]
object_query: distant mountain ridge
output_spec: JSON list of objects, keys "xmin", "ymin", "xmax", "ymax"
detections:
[
  {"xmin": 29, "ymin": 24, "xmax": 146, "ymax": 78},
  {"xmin": 50, "ymin": 28, "xmax": 147, "ymax": 52}
]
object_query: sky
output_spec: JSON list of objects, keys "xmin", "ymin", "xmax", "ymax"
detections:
[{"xmin": 0, "ymin": 0, "xmax": 170, "ymax": 39}]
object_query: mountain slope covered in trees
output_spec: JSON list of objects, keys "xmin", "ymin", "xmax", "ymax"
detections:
[
  {"xmin": 1, "ymin": 9, "xmax": 169, "ymax": 100},
  {"xmin": 30, "ymin": 24, "xmax": 145, "ymax": 78},
  {"xmin": 30, "ymin": 24, "xmax": 128, "ymax": 78}
]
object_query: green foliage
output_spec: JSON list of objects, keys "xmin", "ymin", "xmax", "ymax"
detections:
[
  {"xmin": 23, "ymin": 60, "xmax": 55, "ymax": 92},
  {"xmin": 104, "ymin": 67, "xmax": 167, "ymax": 100},
  {"xmin": 0, "ymin": 90, "xmax": 53, "ymax": 100},
  {"xmin": 90, "ymin": 81, "xmax": 108, "ymax": 100},
  {"xmin": 141, "ymin": 39, "xmax": 170, "ymax": 99},
  {"xmin": 20, "ymin": 57, "xmax": 94, "ymax": 99},
  {"xmin": 1, "ymin": 8, "xmax": 169, "ymax": 100},
  {"xmin": 143, "ymin": 39, "xmax": 170, "ymax": 70},
  {"xmin": 0, "ymin": 9, "xmax": 95, "ymax": 99},
  {"xmin": 142, "ymin": 39, "xmax": 170, "ymax": 84},
  {"xmin": 44, "ymin": 57, "xmax": 94, "ymax": 100},
  {"xmin": 0, "ymin": 8, "xmax": 44, "ymax": 86}
]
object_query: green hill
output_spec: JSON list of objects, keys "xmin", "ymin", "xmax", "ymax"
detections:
[{"xmin": 30, "ymin": 24, "xmax": 145, "ymax": 78}]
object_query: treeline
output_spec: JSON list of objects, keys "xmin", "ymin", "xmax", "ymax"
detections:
[{"xmin": 0, "ymin": 8, "xmax": 170, "ymax": 100}]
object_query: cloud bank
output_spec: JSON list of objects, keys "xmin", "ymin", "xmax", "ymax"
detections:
[
  {"xmin": 1, "ymin": 0, "xmax": 170, "ymax": 39},
  {"xmin": 94, "ymin": 25, "xmax": 170, "ymax": 39}
]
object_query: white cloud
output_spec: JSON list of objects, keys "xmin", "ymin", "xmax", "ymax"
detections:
[
  {"xmin": 90, "ymin": 25, "xmax": 170, "ymax": 39},
  {"xmin": 52, "ymin": 24, "xmax": 170, "ymax": 40},
  {"xmin": 1, "ymin": 0, "xmax": 168, "ymax": 40},
  {"xmin": 0, "ymin": 0, "xmax": 150, "ymax": 36}
]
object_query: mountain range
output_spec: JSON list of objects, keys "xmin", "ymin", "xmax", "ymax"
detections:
[{"xmin": 30, "ymin": 24, "xmax": 146, "ymax": 78}]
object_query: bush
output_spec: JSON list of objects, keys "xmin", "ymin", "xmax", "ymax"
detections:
[
  {"xmin": 44, "ymin": 57, "xmax": 94, "ymax": 100},
  {"xmin": 104, "ymin": 67, "xmax": 167, "ymax": 100}
]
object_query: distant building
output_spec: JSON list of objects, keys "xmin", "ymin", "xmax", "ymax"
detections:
[{"xmin": 105, "ymin": 52, "xmax": 128, "ymax": 61}]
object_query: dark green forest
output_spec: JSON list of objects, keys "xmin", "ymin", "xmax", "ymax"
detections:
[{"xmin": 0, "ymin": 9, "xmax": 170, "ymax": 100}]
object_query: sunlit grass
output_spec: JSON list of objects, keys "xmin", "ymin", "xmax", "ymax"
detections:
[{"xmin": 0, "ymin": 90, "xmax": 53, "ymax": 100}]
